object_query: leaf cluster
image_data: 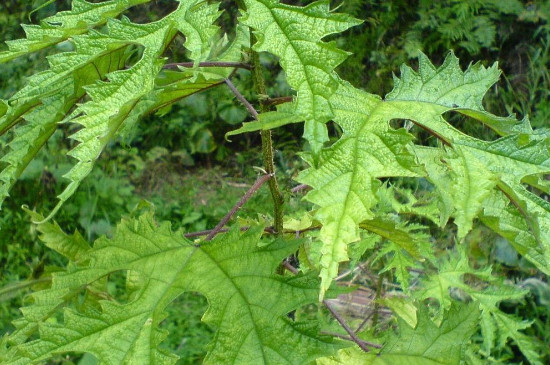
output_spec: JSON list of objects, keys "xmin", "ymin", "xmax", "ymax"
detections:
[{"xmin": 0, "ymin": 1, "xmax": 549, "ymax": 364}]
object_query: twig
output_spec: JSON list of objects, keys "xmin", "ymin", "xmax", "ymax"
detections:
[
  {"xmin": 205, "ymin": 173, "xmax": 273, "ymax": 241},
  {"xmin": 224, "ymin": 79, "xmax": 259, "ymax": 120},
  {"xmin": 320, "ymin": 331, "xmax": 382, "ymax": 349},
  {"xmin": 354, "ymin": 312, "xmax": 374, "ymax": 334},
  {"xmin": 185, "ymin": 227, "xmax": 232, "ymax": 239},
  {"xmin": 324, "ymin": 300, "xmax": 374, "ymax": 352},
  {"xmin": 282, "ymin": 260, "xmax": 299, "ymax": 274},
  {"xmin": 291, "ymin": 184, "xmax": 310, "ymax": 194},
  {"xmin": 163, "ymin": 61, "xmax": 252, "ymax": 70}
]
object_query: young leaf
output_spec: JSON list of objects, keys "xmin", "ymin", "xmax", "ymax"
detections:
[
  {"xmin": 3, "ymin": 215, "xmax": 341, "ymax": 364},
  {"xmin": 364, "ymin": 217, "xmax": 432, "ymax": 290},
  {"xmin": 240, "ymin": 0, "xmax": 361, "ymax": 153},
  {"xmin": 298, "ymin": 82, "xmax": 421, "ymax": 297}
]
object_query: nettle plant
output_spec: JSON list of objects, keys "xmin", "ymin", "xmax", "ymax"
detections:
[{"xmin": 1, "ymin": 0, "xmax": 549, "ymax": 364}]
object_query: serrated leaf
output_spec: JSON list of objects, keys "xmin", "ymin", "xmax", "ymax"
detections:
[
  {"xmin": 318, "ymin": 304, "xmax": 480, "ymax": 365},
  {"xmin": 240, "ymin": 0, "xmax": 361, "ymax": 153},
  {"xmin": 0, "ymin": 0, "xmax": 150, "ymax": 63},
  {"xmin": 363, "ymin": 217, "xmax": 432, "ymax": 290},
  {"xmin": 23, "ymin": 209, "xmax": 90, "ymax": 261},
  {"xmin": 0, "ymin": 0, "xmax": 229, "ymax": 217},
  {"xmin": 296, "ymin": 51, "xmax": 550, "ymax": 297},
  {"xmin": 3, "ymin": 215, "xmax": 341, "ymax": 364},
  {"xmin": 481, "ymin": 191, "xmax": 550, "ymax": 275},
  {"xmin": 298, "ymin": 82, "xmax": 421, "ymax": 297}
]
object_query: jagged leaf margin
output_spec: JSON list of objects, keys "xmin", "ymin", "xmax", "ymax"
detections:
[
  {"xmin": 0, "ymin": 0, "xmax": 150, "ymax": 63},
  {"xmin": 0, "ymin": 0, "xmax": 236, "ymax": 216},
  {"xmin": 2, "ymin": 215, "xmax": 340, "ymax": 364},
  {"xmin": 240, "ymin": 0, "xmax": 361, "ymax": 154},
  {"xmin": 298, "ymin": 52, "xmax": 550, "ymax": 297}
]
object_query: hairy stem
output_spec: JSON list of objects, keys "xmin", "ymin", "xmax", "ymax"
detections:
[
  {"xmin": 225, "ymin": 79, "xmax": 259, "ymax": 119},
  {"xmin": 249, "ymin": 37, "xmax": 285, "ymax": 235}
]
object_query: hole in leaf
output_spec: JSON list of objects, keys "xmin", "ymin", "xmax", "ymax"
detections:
[
  {"xmin": 159, "ymin": 292, "xmax": 213, "ymax": 364},
  {"xmin": 441, "ymin": 110, "xmax": 500, "ymax": 141}
]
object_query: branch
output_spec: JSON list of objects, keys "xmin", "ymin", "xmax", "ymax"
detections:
[
  {"xmin": 324, "ymin": 300, "xmax": 375, "ymax": 352},
  {"xmin": 163, "ymin": 61, "xmax": 252, "ymax": 70},
  {"xmin": 205, "ymin": 173, "xmax": 273, "ymax": 241},
  {"xmin": 224, "ymin": 79, "xmax": 259, "ymax": 120}
]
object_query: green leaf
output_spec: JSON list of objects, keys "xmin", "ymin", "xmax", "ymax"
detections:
[
  {"xmin": 0, "ymin": 0, "xmax": 229, "ymax": 217},
  {"xmin": 3, "ymin": 215, "xmax": 341, "ymax": 364},
  {"xmin": 240, "ymin": 0, "xmax": 361, "ymax": 153},
  {"xmin": 318, "ymin": 304, "xmax": 480, "ymax": 365},
  {"xmin": 23, "ymin": 208, "xmax": 90, "ymax": 261},
  {"xmin": 379, "ymin": 297, "xmax": 417, "ymax": 328},
  {"xmin": 364, "ymin": 217, "xmax": 432, "ymax": 290},
  {"xmin": 481, "ymin": 191, "xmax": 550, "ymax": 275},
  {"xmin": 298, "ymin": 82, "xmax": 420, "ymax": 297},
  {"xmin": 0, "ymin": 0, "xmax": 150, "ymax": 63},
  {"xmin": 226, "ymin": 101, "xmax": 303, "ymax": 140},
  {"xmin": 297, "ymin": 51, "xmax": 550, "ymax": 297},
  {"xmin": 388, "ymin": 52, "xmax": 550, "ymax": 242}
]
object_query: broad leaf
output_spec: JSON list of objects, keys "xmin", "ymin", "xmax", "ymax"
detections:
[
  {"xmin": 2, "ymin": 215, "xmax": 340, "ymax": 364},
  {"xmin": 297, "ymin": 52, "xmax": 550, "ymax": 296}
]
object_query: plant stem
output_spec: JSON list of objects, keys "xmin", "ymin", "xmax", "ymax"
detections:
[
  {"xmin": 249, "ymin": 35, "xmax": 285, "ymax": 235},
  {"xmin": 205, "ymin": 173, "xmax": 273, "ymax": 241},
  {"xmin": 264, "ymin": 96, "xmax": 293, "ymax": 106},
  {"xmin": 291, "ymin": 184, "xmax": 309, "ymax": 194},
  {"xmin": 324, "ymin": 300, "xmax": 375, "ymax": 353},
  {"xmin": 225, "ymin": 79, "xmax": 259, "ymax": 119}
]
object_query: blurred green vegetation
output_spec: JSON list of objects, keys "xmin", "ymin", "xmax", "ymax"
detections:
[{"xmin": 1, "ymin": 0, "xmax": 549, "ymax": 364}]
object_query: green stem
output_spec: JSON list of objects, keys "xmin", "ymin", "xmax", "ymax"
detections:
[{"xmin": 248, "ymin": 32, "xmax": 285, "ymax": 235}]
